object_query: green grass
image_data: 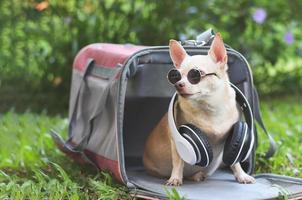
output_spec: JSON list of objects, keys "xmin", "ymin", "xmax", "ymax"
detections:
[
  {"xmin": 0, "ymin": 112, "xmax": 132, "ymax": 200},
  {"xmin": 255, "ymin": 96, "xmax": 302, "ymax": 177},
  {"xmin": 0, "ymin": 96, "xmax": 301, "ymax": 199}
]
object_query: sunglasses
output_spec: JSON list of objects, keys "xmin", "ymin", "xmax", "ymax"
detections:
[{"xmin": 167, "ymin": 68, "xmax": 218, "ymax": 85}]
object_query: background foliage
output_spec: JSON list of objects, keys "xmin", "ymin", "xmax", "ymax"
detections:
[
  {"xmin": 0, "ymin": 0, "xmax": 301, "ymax": 113},
  {"xmin": 0, "ymin": 1, "xmax": 301, "ymax": 199}
]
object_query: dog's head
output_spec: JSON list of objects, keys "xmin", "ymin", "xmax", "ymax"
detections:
[{"xmin": 168, "ymin": 33, "xmax": 229, "ymax": 101}]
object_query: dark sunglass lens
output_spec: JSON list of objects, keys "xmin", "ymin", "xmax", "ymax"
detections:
[
  {"xmin": 167, "ymin": 69, "xmax": 181, "ymax": 84},
  {"xmin": 187, "ymin": 69, "xmax": 201, "ymax": 84}
]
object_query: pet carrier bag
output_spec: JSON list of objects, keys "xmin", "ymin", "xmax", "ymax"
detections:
[{"xmin": 51, "ymin": 29, "xmax": 302, "ymax": 199}]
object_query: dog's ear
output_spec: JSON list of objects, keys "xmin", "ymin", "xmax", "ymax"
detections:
[
  {"xmin": 169, "ymin": 39, "xmax": 187, "ymax": 68},
  {"xmin": 208, "ymin": 33, "xmax": 227, "ymax": 68}
]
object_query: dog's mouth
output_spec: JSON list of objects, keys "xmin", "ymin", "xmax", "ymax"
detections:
[{"xmin": 178, "ymin": 92, "xmax": 201, "ymax": 98}]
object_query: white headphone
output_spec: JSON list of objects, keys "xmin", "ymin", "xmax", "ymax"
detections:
[{"xmin": 168, "ymin": 83, "xmax": 255, "ymax": 167}]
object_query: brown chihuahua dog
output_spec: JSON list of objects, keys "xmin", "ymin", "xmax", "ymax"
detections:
[{"xmin": 143, "ymin": 33, "xmax": 255, "ymax": 186}]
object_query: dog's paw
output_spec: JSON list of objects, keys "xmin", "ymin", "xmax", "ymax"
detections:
[
  {"xmin": 166, "ymin": 177, "xmax": 183, "ymax": 186},
  {"xmin": 188, "ymin": 171, "xmax": 206, "ymax": 182},
  {"xmin": 235, "ymin": 173, "xmax": 256, "ymax": 184}
]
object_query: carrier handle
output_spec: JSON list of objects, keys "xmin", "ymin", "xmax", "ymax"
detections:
[
  {"xmin": 196, "ymin": 28, "xmax": 215, "ymax": 44},
  {"xmin": 65, "ymin": 58, "xmax": 121, "ymax": 153},
  {"xmin": 181, "ymin": 28, "xmax": 215, "ymax": 46},
  {"xmin": 181, "ymin": 29, "xmax": 232, "ymax": 49}
]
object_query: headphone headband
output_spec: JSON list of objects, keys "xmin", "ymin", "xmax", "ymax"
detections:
[{"xmin": 168, "ymin": 83, "xmax": 255, "ymax": 165}]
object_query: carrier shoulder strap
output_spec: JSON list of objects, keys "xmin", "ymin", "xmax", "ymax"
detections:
[{"xmin": 253, "ymin": 88, "xmax": 277, "ymax": 158}]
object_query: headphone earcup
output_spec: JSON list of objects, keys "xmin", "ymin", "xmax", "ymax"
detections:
[
  {"xmin": 178, "ymin": 124, "xmax": 213, "ymax": 167},
  {"xmin": 223, "ymin": 121, "xmax": 250, "ymax": 166}
]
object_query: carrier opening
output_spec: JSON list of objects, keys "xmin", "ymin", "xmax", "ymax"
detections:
[
  {"xmin": 121, "ymin": 50, "xmax": 254, "ymax": 197},
  {"xmin": 121, "ymin": 50, "xmax": 302, "ymax": 199}
]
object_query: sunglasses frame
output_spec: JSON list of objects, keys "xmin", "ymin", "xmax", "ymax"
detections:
[{"xmin": 167, "ymin": 68, "xmax": 218, "ymax": 85}]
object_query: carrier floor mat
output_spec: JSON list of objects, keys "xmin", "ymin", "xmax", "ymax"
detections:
[{"xmin": 127, "ymin": 168, "xmax": 302, "ymax": 200}]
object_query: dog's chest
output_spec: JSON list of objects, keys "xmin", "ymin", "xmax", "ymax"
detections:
[{"xmin": 176, "ymin": 104, "xmax": 239, "ymax": 145}]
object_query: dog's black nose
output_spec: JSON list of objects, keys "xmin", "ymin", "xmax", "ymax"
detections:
[{"xmin": 176, "ymin": 82, "xmax": 185, "ymax": 88}]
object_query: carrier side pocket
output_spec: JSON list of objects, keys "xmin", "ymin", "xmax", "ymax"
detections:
[{"xmin": 51, "ymin": 59, "xmax": 121, "ymax": 157}]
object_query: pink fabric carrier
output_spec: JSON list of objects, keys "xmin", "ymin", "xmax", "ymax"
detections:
[{"xmin": 51, "ymin": 34, "xmax": 302, "ymax": 199}]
